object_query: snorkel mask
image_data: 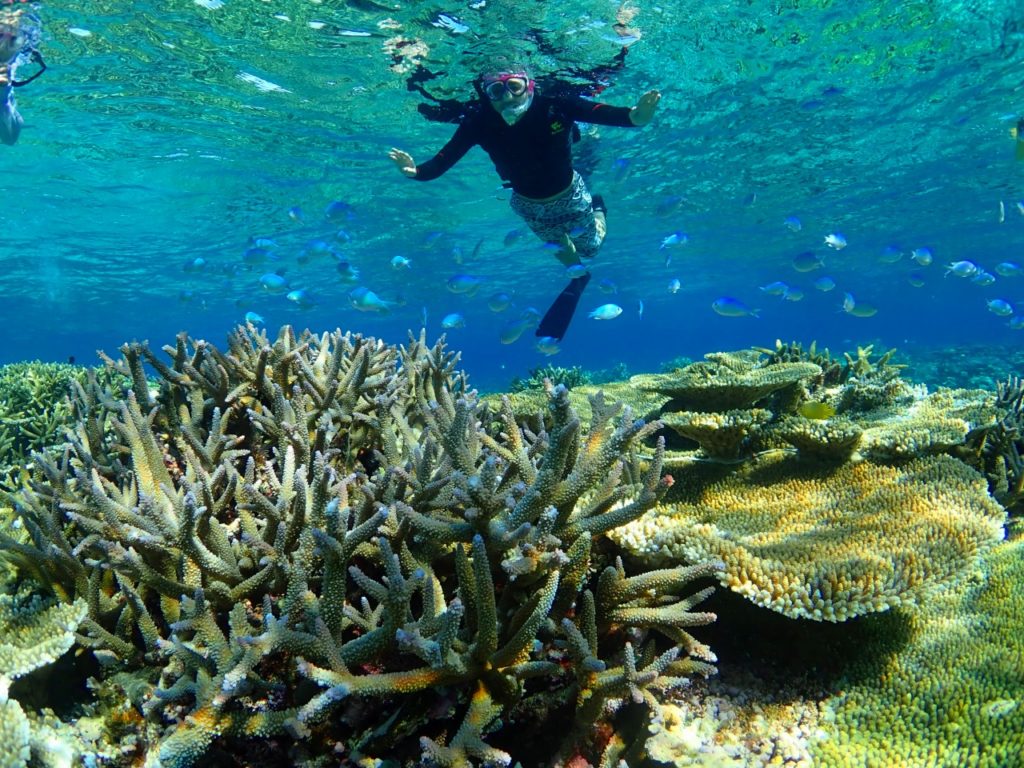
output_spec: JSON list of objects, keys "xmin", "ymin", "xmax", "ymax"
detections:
[{"xmin": 481, "ymin": 70, "xmax": 535, "ymax": 124}]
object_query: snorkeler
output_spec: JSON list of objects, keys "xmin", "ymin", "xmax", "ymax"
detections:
[
  {"xmin": 0, "ymin": 6, "xmax": 46, "ymax": 146},
  {"xmin": 389, "ymin": 65, "xmax": 660, "ymax": 341}
]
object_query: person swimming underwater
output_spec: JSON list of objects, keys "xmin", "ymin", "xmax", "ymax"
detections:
[
  {"xmin": 389, "ymin": 64, "xmax": 660, "ymax": 341},
  {"xmin": 0, "ymin": 5, "xmax": 46, "ymax": 146}
]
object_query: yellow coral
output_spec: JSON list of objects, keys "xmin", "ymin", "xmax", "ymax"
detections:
[
  {"xmin": 632, "ymin": 356, "xmax": 821, "ymax": 412},
  {"xmin": 661, "ymin": 408, "xmax": 772, "ymax": 460},
  {"xmin": 813, "ymin": 538, "xmax": 1024, "ymax": 766},
  {"xmin": 611, "ymin": 453, "xmax": 1006, "ymax": 621},
  {"xmin": 777, "ymin": 416, "xmax": 863, "ymax": 461}
]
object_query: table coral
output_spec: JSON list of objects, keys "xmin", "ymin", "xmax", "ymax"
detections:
[
  {"xmin": 0, "ymin": 592, "xmax": 87, "ymax": 768},
  {"xmin": 611, "ymin": 452, "xmax": 1006, "ymax": 621},
  {"xmin": 661, "ymin": 409, "xmax": 773, "ymax": 460},
  {"xmin": 632, "ymin": 353, "xmax": 821, "ymax": 412},
  {"xmin": 812, "ymin": 538, "xmax": 1024, "ymax": 766}
]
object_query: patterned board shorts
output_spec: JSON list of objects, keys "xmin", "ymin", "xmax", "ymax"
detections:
[{"xmin": 509, "ymin": 172, "xmax": 602, "ymax": 259}]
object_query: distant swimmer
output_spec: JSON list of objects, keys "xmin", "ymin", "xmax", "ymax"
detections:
[
  {"xmin": 0, "ymin": 5, "xmax": 45, "ymax": 146},
  {"xmin": 389, "ymin": 62, "xmax": 660, "ymax": 341}
]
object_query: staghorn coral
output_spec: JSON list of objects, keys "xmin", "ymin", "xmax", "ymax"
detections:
[
  {"xmin": 508, "ymin": 364, "xmax": 593, "ymax": 393},
  {"xmin": 610, "ymin": 452, "xmax": 1005, "ymax": 622},
  {"xmin": 0, "ymin": 590, "xmax": 88, "ymax": 768},
  {"xmin": 661, "ymin": 409, "xmax": 772, "ymax": 460},
  {"xmin": 632, "ymin": 353, "xmax": 821, "ymax": 413},
  {"xmin": 0, "ymin": 324, "xmax": 720, "ymax": 767},
  {"xmin": 958, "ymin": 375, "xmax": 1024, "ymax": 518},
  {"xmin": 0, "ymin": 362, "xmax": 128, "ymax": 483}
]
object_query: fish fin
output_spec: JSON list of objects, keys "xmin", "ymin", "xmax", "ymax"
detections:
[{"xmin": 536, "ymin": 273, "xmax": 591, "ymax": 341}]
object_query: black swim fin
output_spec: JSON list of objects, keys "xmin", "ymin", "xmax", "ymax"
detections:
[{"xmin": 536, "ymin": 272, "xmax": 591, "ymax": 341}]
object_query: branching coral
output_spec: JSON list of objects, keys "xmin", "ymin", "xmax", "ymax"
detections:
[
  {"xmin": 0, "ymin": 362, "xmax": 126, "ymax": 483},
  {"xmin": 1, "ymin": 325, "xmax": 719, "ymax": 766}
]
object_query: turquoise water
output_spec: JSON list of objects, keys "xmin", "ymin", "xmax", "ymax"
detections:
[{"xmin": 4, "ymin": 0, "xmax": 1024, "ymax": 391}]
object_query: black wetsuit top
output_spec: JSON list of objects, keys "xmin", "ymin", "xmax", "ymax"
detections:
[{"xmin": 413, "ymin": 94, "xmax": 636, "ymax": 199}]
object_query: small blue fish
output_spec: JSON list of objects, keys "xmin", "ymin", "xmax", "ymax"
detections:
[
  {"xmin": 250, "ymin": 237, "xmax": 278, "ymax": 249},
  {"xmin": 244, "ymin": 247, "xmax": 273, "ymax": 265},
  {"xmin": 792, "ymin": 251, "xmax": 823, "ymax": 272},
  {"xmin": 287, "ymin": 205, "xmax": 304, "ymax": 221},
  {"xmin": 487, "ymin": 292, "xmax": 512, "ymax": 312},
  {"xmin": 447, "ymin": 274, "xmax": 486, "ymax": 295},
  {"xmin": 637, "ymin": 299, "xmax": 644, "ymax": 320},
  {"xmin": 536, "ymin": 336, "xmax": 561, "ymax": 356},
  {"xmin": 987, "ymin": 299, "xmax": 1014, "ymax": 317},
  {"xmin": 611, "ymin": 157, "xmax": 631, "ymax": 182},
  {"xmin": 971, "ymin": 270, "xmax": 996, "ymax": 287},
  {"xmin": 244, "ymin": 311, "xmax": 265, "ymax": 325},
  {"xmin": 597, "ymin": 277, "xmax": 618, "ymax": 294},
  {"xmin": 503, "ymin": 229, "xmax": 524, "ymax": 247},
  {"xmin": 813, "ymin": 276, "xmax": 836, "ymax": 292},
  {"xmin": 945, "ymin": 260, "xmax": 978, "ymax": 277},
  {"xmin": 391, "ymin": 255, "xmax": 412, "ymax": 270},
  {"xmin": 824, "ymin": 233, "xmax": 847, "ymax": 250},
  {"xmin": 840, "ymin": 292, "xmax": 878, "ymax": 317},
  {"xmin": 908, "ymin": 271, "xmax": 926, "ymax": 288},
  {"xmin": 656, "ymin": 195, "xmax": 684, "ymax": 217},
  {"xmin": 335, "ymin": 261, "xmax": 361, "ymax": 284},
  {"xmin": 565, "ymin": 264, "xmax": 590, "ymax": 279},
  {"xmin": 660, "ymin": 231, "xmax": 689, "ymax": 249},
  {"xmin": 589, "ymin": 303, "xmax": 623, "ymax": 320},
  {"xmin": 1009, "ymin": 316, "xmax": 1024, "ymax": 330},
  {"xmin": 441, "ymin": 312, "xmax": 466, "ymax": 329},
  {"xmin": 183, "ymin": 257, "xmax": 207, "ymax": 272},
  {"xmin": 760, "ymin": 281, "xmax": 790, "ymax": 296},
  {"xmin": 286, "ymin": 289, "xmax": 316, "ymax": 309},
  {"xmin": 325, "ymin": 200, "xmax": 355, "ymax": 221},
  {"xmin": 499, "ymin": 317, "xmax": 533, "ymax": 344},
  {"xmin": 911, "ymin": 247, "xmax": 933, "ymax": 266},
  {"xmin": 178, "ymin": 289, "xmax": 195, "ymax": 303},
  {"xmin": 712, "ymin": 297, "xmax": 759, "ymax": 318},
  {"xmin": 349, "ymin": 286, "xmax": 396, "ymax": 314},
  {"xmin": 995, "ymin": 261, "xmax": 1023, "ymax": 277},
  {"xmin": 667, "ymin": 278, "xmax": 681, "ymax": 294},
  {"xmin": 878, "ymin": 245, "xmax": 903, "ymax": 264},
  {"xmin": 783, "ymin": 216, "xmax": 802, "ymax": 232},
  {"xmin": 783, "ymin": 289, "xmax": 805, "ymax": 302},
  {"xmin": 260, "ymin": 273, "xmax": 289, "ymax": 294}
]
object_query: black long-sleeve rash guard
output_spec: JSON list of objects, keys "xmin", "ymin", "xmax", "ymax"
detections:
[{"xmin": 412, "ymin": 94, "xmax": 636, "ymax": 199}]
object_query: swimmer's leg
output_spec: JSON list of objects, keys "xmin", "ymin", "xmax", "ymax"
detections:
[{"xmin": 0, "ymin": 83, "xmax": 21, "ymax": 145}]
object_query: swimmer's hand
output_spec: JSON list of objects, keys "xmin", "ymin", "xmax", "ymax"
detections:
[
  {"xmin": 629, "ymin": 90, "xmax": 660, "ymax": 126},
  {"xmin": 389, "ymin": 148, "xmax": 417, "ymax": 177}
]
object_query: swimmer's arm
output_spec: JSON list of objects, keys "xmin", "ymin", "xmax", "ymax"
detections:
[{"xmin": 396, "ymin": 122, "xmax": 478, "ymax": 182}]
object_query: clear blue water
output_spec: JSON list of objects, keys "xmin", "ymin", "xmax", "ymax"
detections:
[{"xmin": 4, "ymin": 0, "xmax": 1024, "ymax": 392}]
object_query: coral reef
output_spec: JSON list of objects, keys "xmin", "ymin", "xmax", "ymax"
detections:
[
  {"xmin": 633, "ymin": 352, "xmax": 821, "ymax": 412},
  {"xmin": 812, "ymin": 538, "xmax": 1024, "ymax": 766},
  {"xmin": 776, "ymin": 416, "xmax": 864, "ymax": 462},
  {"xmin": 508, "ymin": 363, "xmax": 592, "ymax": 393},
  {"xmin": 957, "ymin": 375, "xmax": 1024, "ymax": 518},
  {"xmin": 0, "ymin": 362, "xmax": 118, "ymax": 483},
  {"xmin": 0, "ymin": 589, "xmax": 87, "ymax": 768},
  {"xmin": 611, "ymin": 452, "xmax": 1006, "ymax": 621},
  {"xmin": 660, "ymin": 409, "xmax": 773, "ymax": 460},
  {"xmin": 0, "ymin": 325, "xmax": 720, "ymax": 766}
]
